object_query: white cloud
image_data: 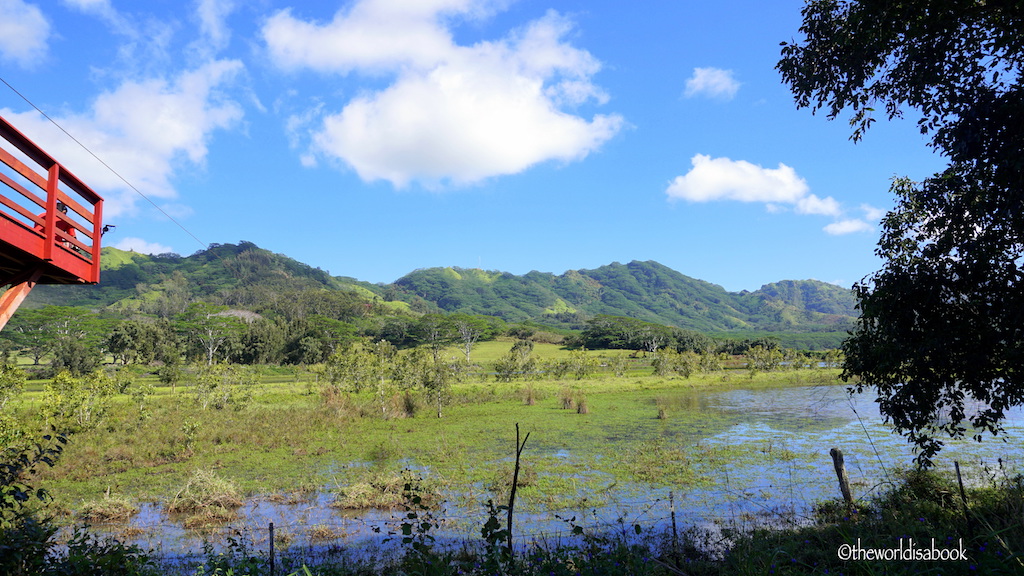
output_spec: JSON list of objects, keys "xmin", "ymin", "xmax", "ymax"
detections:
[
  {"xmin": 796, "ymin": 194, "xmax": 842, "ymax": 216},
  {"xmin": 824, "ymin": 219, "xmax": 873, "ymax": 235},
  {"xmin": 62, "ymin": 0, "xmax": 113, "ymax": 14},
  {"xmin": 666, "ymin": 154, "xmax": 809, "ymax": 204},
  {"xmin": 262, "ymin": 1, "xmax": 623, "ymax": 187},
  {"xmin": 0, "ymin": 59, "xmax": 244, "ymax": 217},
  {"xmin": 262, "ymin": 0, "xmax": 466, "ymax": 73},
  {"xmin": 113, "ymin": 237, "xmax": 175, "ymax": 255},
  {"xmin": 0, "ymin": 0, "xmax": 50, "ymax": 68},
  {"xmin": 193, "ymin": 0, "xmax": 235, "ymax": 56},
  {"xmin": 684, "ymin": 67, "xmax": 740, "ymax": 100},
  {"xmin": 667, "ymin": 154, "xmax": 866, "ymax": 232},
  {"xmin": 62, "ymin": 0, "xmax": 178, "ymax": 73},
  {"xmin": 861, "ymin": 203, "xmax": 886, "ymax": 221},
  {"xmin": 61, "ymin": 0, "xmax": 130, "ymax": 32}
]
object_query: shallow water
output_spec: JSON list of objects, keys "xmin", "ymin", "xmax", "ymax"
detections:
[{"xmin": 84, "ymin": 383, "xmax": 1024, "ymax": 566}]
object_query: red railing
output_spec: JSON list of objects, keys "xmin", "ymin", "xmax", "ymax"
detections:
[{"xmin": 0, "ymin": 114, "xmax": 103, "ymax": 285}]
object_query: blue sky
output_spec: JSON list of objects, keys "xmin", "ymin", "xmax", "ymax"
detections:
[{"xmin": 0, "ymin": 0, "xmax": 944, "ymax": 292}]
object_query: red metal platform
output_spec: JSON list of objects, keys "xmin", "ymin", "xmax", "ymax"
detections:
[{"xmin": 0, "ymin": 114, "xmax": 103, "ymax": 329}]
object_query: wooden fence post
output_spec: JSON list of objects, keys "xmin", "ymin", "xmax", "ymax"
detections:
[
  {"xmin": 670, "ymin": 491, "xmax": 679, "ymax": 567},
  {"xmin": 830, "ymin": 448, "xmax": 854, "ymax": 509},
  {"xmin": 269, "ymin": 522, "xmax": 275, "ymax": 576},
  {"xmin": 954, "ymin": 461, "xmax": 969, "ymax": 520}
]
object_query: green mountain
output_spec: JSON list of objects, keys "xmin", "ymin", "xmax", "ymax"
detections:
[
  {"xmin": 26, "ymin": 242, "xmax": 403, "ymax": 314},
  {"xmin": 25, "ymin": 244, "xmax": 855, "ymax": 338},
  {"xmin": 393, "ymin": 260, "xmax": 856, "ymax": 333}
]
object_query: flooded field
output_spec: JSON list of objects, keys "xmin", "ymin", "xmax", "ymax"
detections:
[{"xmin": 80, "ymin": 382, "xmax": 1024, "ymax": 566}]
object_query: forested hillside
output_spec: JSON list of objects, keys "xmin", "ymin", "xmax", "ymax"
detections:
[
  {"xmin": 16, "ymin": 243, "xmax": 855, "ymax": 359},
  {"xmin": 395, "ymin": 260, "xmax": 856, "ymax": 332},
  {"xmin": 26, "ymin": 242, "xmax": 396, "ymax": 311}
]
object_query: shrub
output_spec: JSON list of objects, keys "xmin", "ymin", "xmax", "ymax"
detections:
[{"xmin": 55, "ymin": 527, "xmax": 159, "ymax": 576}]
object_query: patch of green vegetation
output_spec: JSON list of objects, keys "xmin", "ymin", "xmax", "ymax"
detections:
[{"xmin": 542, "ymin": 298, "xmax": 577, "ymax": 315}]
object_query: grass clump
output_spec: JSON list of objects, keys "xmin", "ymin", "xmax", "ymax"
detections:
[
  {"xmin": 167, "ymin": 469, "xmax": 243, "ymax": 527},
  {"xmin": 575, "ymin": 393, "xmax": 589, "ymax": 414},
  {"xmin": 331, "ymin": 471, "xmax": 439, "ymax": 510},
  {"xmin": 557, "ymin": 386, "xmax": 575, "ymax": 410},
  {"xmin": 78, "ymin": 493, "xmax": 139, "ymax": 523},
  {"xmin": 308, "ymin": 523, "xmax": 344, "ymax": 542}
]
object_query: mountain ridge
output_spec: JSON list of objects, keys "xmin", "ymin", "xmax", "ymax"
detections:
[
  {"xmin": 26, "ymin": 243, "xmax": 855, "ymax": 339},
  {"xmin": 393, "ymin": 259, "xmax": 856, "ymax": 333}
]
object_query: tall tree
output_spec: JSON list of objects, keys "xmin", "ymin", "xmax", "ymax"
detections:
[
  {"xmin": 413, "ymin": 314, "xmax": 456, "ymax": 361},
  {"xmin": 107, "ymin": 320, "xmax": 165, "ymax": 365},
  {"xmin": 450, "ymin": 314, "xmax": 500, "ymax": 362},
  {"xmin": 779, "ymin": 0, "xmax": 1024, "ymax": 464},
  {"xmin": 176, "ymin": 303, "xmax": 245, "ymax": 365}
]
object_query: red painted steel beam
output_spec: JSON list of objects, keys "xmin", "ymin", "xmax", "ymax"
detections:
[{"xmin": 0, "ymin": 268, "xmax": 43, "ymax": 331}]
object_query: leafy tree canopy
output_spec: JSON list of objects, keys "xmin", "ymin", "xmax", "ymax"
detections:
[{"xmin": 780, "ymin": 0, "xmax": 1024, "ymax": 464}]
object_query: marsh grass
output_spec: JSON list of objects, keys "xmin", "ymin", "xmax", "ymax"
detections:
[
  {"xmin": 558, "ymin": 386, "xmax": 575, "ymax": 410},
  {"xmin": 78, "ymin": 493, "xmax": 139, "ymax": 523},
  {"xmin": 575, "ymin": 394, "xmax": 589, "ymax": 414},
  {"xmin": 8, "ymin": 361, "xmax": 1024, "ymax": 576},
  {"xmin": 331, "ymin": 470, "xmax": 440, "ymax": 510},
  {"xmin": 168, "ymin": 468, "xmax": 1024, "ymax": 575},
  {"xmin": 167, "ymin": 469, "xmax": 243, "ymax": 527},
  {"xmin": 308, "ymin": 523, "xmax": 344, "ymax": 542},
  {"xmin": 488, "ymin": 461, "xmax": 538, "ymax": 495},
  {"xmin": 14, "ymin": 469, "xmax": 1024, "ymax": 575},
  {"xmin": 523, "ymin": 383, "xmax": 537, "ymax": 405},
  {"xmin": 713, "ymin": 468, "xmax": 1024, "ymax": 575}
]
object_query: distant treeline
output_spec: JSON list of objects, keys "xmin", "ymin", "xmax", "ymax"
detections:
[{"xmin": 1, "ymin": 303, "xmax": 841, "ymax": 379}]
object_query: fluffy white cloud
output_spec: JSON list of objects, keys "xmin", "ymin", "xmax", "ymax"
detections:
[
  {"xmin": 796, "ymin": 194, "xmax": 842, "ymax": 216},
  {"xmin": 667, "ymin": 154, "xmax": 867, "ymax": 231},
  {"xmin": 263, "ymin": 0, "xmax": 469, "ymax": 73},
  {"xmin": 684, "ymin": 67, "xmax": 740, "ymax": 100},
  {"xmin": 666, "ymin": 154, "xmax": 809, "ymax": 204},
  {"xmin": 861, "ymin": 203, "xmax": 886, "ymax": 221},
  {"xmin": 0, "ymin": 0, "xmax": 50, "ymax": 68},
  {"xmin": 113, "ymin": 237, "xmax": 175, "ymax": 254},
  {"xmin": 824, "ymin": 219, "xmax": 873, "ymax": 235},
  {"xmin": 263, "ymin": 1, "xmax": 623, "ymax": 187},
  {"xmin": 1, "ymin": 59, "xmax": 244, "ymax": 217}
]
